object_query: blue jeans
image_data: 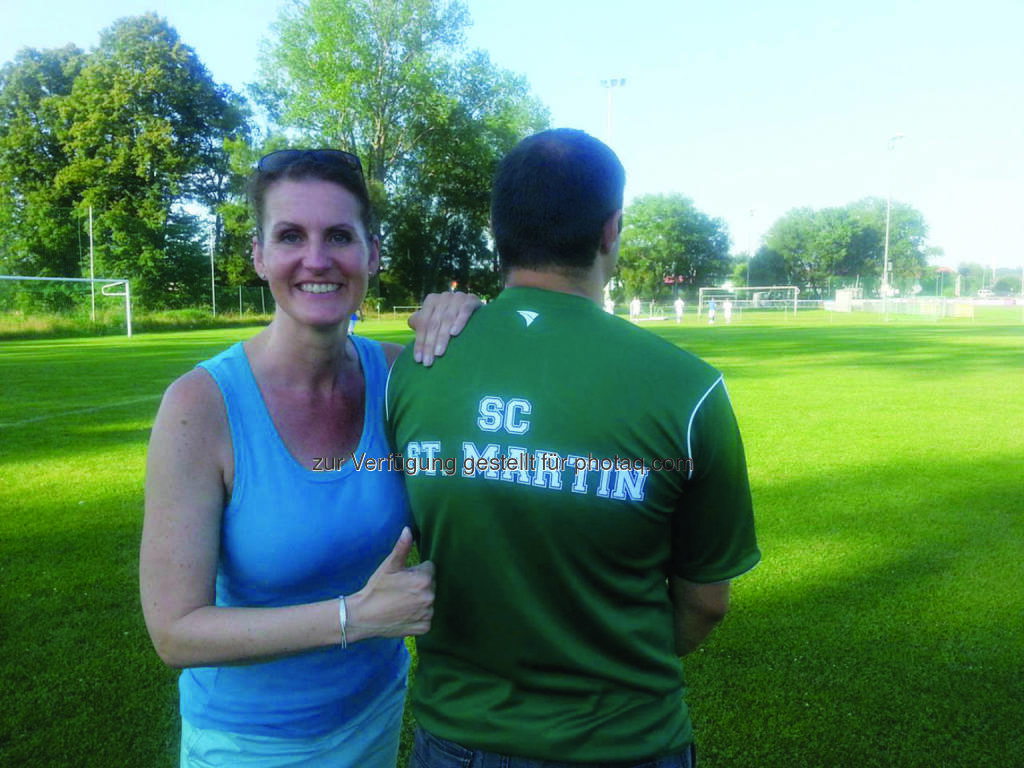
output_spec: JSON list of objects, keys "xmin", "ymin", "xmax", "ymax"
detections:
[{"xmin": 409, "ymin": 727, "xmax": 696, "ymax": 768}]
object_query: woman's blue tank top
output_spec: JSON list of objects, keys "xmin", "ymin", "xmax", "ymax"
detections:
[{"xmin": 178, "ymin": 335, "xmax": 410, "ymax": 737}]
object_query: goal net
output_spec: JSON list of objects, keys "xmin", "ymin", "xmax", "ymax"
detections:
[
  {"xmin": 698, "ymin": 285, "xmax": 800, "ymax": 317},
  {"xmin": 0, "ymin": 275, "xmax": 133, "ymax": 336},
  {"xmin": 827, "ymin": 295, "xmax": 975, "ymax": 319}
]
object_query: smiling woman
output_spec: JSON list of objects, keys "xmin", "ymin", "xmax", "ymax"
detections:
[
  {"xmin": 255, "ymin": 178, "xmax": 378, "ymax": 330},
  {"xmin": 139, "ymin": 148, "xmax": 480, "ymax": 768}
]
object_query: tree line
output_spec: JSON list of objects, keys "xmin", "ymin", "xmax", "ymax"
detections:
[
  {"xmin": 1, "ymin": 0, "xmax": 941, "ymax": 311},
  {"xmin": 744, "ymin": 199, "xmax": 931, "ymax": 299},
  {"xmin": 0, "ymin": 2, "xmax": 547, "ymax": 310},
  {"xmin": 609, "ymin": 195, "xmax": 934, "ymax": 303}
]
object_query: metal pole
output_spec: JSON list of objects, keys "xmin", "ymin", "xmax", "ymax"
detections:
[
  {"xmin": 747, "ymin": 208, "xmax": 754, "ymax": 286},
  {"xmin": 210, "ymin": 225, "xmax": 217, "ymax": 315},
  {"xmin": 882, "ymin": 134, "xmax": 905, "ymax": 319},
  {"xmin": 239, "ymin": 285, "xmax": 243, "ymax": 315},
  {"xmin": 606, "ymin": 85, "xmax": 612, "ymax": 141},
  {"xmin": 89, "ymin": 206, "xmax": 95, "ymax": 322},
  {"xmin": 600, "ymin": 78, "xmax": 625, "ymax": 143},
  {"xmin": 124, "ymin": 280, "xmax": 132, "ymax": 337}
]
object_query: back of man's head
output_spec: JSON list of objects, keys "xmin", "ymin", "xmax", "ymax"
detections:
[{"xmin": 491, "ymin": 128, "xmax": 625, "ymax": 274}]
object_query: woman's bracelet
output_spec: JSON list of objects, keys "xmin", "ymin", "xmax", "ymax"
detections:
[{"xmin": 338, "ymin": 595, "xmax": 348, "ymax": 649}]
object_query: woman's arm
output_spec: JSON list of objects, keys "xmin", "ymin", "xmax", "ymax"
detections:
[{"xmin": 139, "ymin": 370, "xmax": 433, "ymax": 669}]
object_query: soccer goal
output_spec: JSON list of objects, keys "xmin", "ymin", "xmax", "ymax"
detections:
[
  {"xmin": 0, "ymin": 275, "xmax": 133, "ymax": 336},
  {"xmin": 698, "ymin": 285, "xmax": 800, "ymax": 318}
]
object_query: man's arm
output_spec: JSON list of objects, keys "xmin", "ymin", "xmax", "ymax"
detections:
[{"xmin": 669, "ymin": 577, "xmax": 730, "ymax": 656}]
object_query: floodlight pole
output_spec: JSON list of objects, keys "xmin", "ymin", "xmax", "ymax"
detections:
[
  {"xmin": 89, "ymin": 206, "xmax": 96, "ymax": 322},
  {"xmin": 747, "ymin": 208, "xmax": 755, "ymax": 286},
  {"xmin": 882, "ymin": 134, "xmax": 905, "ymax": 319},
  {"xmin": 209, "ymin": 225, "xmax": 217, "ymax": 315},
  {"xmin": 600, "ymin": 78, "xmax": 626, "ymax": 143}
]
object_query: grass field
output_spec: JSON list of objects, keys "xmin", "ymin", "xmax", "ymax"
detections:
[{"xmin": 1, "ymin": 310, "xmax": 1021, "ymax": 766}]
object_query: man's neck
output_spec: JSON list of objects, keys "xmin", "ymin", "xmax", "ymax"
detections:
[{"xmin": 504, "ymin": 267, "xmax": 604, "ymax": 304}]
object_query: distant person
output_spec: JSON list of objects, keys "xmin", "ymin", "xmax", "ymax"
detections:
[
  {"xmin": 674, "ymin": 296, "xmax": 685, "ymax": 323},
  {"xmin": 348, "ymin": 311, "xmax": 359, "ymax": 334},
  {"xmin": 141, "ymin": 148, "xmax": 478, "ymax": 768},
  {"xmin": 629, "ymin": 295, "xmax": 642, "ymax": 321},
  {"xmin": 604, "ymin": 296, "xmax": 616, "ymax": 314},
  {"xmin": 708, "ymin": 297, "xmax": 716, "ymax": 324},
  {"xmin": 388, "ymin": 129, "xmax": 760, "ymax": 768},
  {"xmin": 723, "ymin": 298, "xmax": 733, "ymax": 324}
]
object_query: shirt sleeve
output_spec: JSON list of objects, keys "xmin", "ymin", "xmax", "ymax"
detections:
[{"xmin": 671, "ymin": 377, "xmax": 761, "ymax": 583}]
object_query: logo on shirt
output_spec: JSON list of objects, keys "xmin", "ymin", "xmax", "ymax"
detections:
[
  {"xmin": 517, "ymin": 310, "xmax": 539, "ymax": 327},
  {"xmin": 401, "ymin": 395, "xmax": 650, "ymax": 502}
]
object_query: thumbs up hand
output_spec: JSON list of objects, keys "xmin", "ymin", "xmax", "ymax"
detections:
[
  {"xmin": 344, "ymin": 527, "xmax": 435, "ymax": 642},
  {"xmin": 379, "ymin": 525, "xmax": 417, "ymax": 573}
]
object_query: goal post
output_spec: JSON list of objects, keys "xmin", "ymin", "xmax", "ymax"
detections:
[
  {"xmin": 698, "ymin": 285, "xmax": 800, "ymax": 316},
  {"xmin": 0, "ymin": 275, "xmax": 133, "ymax": 336}
]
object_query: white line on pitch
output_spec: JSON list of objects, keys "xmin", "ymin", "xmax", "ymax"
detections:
[{"xmin": 0, "ymin": 395, "xmax": 162, "ymax": 429}]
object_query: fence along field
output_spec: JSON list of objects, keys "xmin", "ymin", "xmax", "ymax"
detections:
[{"xmin": 0, "ymin": 312, "xmax": 1021, "ymax": 767}]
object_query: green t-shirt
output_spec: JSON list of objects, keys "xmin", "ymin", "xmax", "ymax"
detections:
[{"xmin": 387, "ymin": 287, "xmax": 760, "ymax": 762}]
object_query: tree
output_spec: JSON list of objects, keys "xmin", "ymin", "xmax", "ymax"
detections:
[
  {"xmin": 54, "ymin": 14, "xmax": 247, "ymax": 306},
  {"xmin": 381, "ymin": 49, "xmax": 546, "ymax": 300},
  {"xmin": 0, "ymin": 45, "xmax": 85, "ymax": 277},
  {"xmin": 762, "ymin": 199, "xmax": 928, "ymax": 297},
  {"xmin": 847, "ymin": 197, "xmax": 928, "ymax": 294},
  {"xmin": 257, "ymin": 0, "xmax": 548, "ymax": 303},
  {"xmin": 993, "ymin": 274, "xmax": 1021, "ymax": 297},
  {"xmin": 956, "ymin": 262, "xmax": 986, "ymax": 297},
  {"xmin": 747, "ymin": 246, "xmax": 787, "ymax": 287},
  {"xmin": 730, "ymin": 256, "xmax": 752, "ymax": 287},
  {"xmin": 258, "ymin": 0, "xmax": 469, "ymax": 191},
  {"xmin": 763, "ymin": 206, "xmax": 875, "ymax": 297},
  {"xmin": 617, "ymin": 194, "xmax": 731, "ymax": 301}
]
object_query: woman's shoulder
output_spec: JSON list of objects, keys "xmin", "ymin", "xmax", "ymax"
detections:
[
  {"xmin": 352, "ymin": 334, "xmax": 404, "ymax": 370},
  {"xmin": 155, "ymin": 366, "xmax": 227, "ymax": 441},
  {"xmin": 378, "ymin": 341, "xmax": 405, "ymax": 370},
  {"xmin": 145, "ymin": 364, "xmax": 232, "ymax": 495}
]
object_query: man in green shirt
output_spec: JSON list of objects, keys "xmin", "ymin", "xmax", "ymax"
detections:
[{"xmin": 387, "ymin": 128, "xmax": 760, "ymax": 767}]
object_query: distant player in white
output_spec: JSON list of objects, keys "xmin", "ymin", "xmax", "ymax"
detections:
[
  {"xmin": 629, "ymin": 297, "xmax": 641, "ymax": 321},
  {"xmin": 604, "ymin": 296, "xmax": 615, "ymax": 314},
  {"xmin": 723, "ymin": 299, "xmax": 733, "ymax": 324},
  {"xmin": 708, "ymin": 298, "xmax": 716, "ymax": 325},
  {"xmin": 674, "ymin": 297, "xmax": 684, "ymax": 323}
]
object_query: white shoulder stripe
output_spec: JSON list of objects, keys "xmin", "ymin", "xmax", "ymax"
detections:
[
  {"xmin": 686, "ymin": 375, "xmax": 724, "ymax": 481},
  {"xmin": 384, "ymin": 360, "xmax": 395, "ymax": 422}
]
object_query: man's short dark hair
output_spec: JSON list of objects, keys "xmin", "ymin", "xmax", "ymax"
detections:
[{"xmin": 490, "ymin": 129, "xmax": 625, "ymax": 273}]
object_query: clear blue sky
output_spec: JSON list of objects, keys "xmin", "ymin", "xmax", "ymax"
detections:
[{"xmin": 4, "ymin": 0, "xmax": 1023, "ymax": 270}]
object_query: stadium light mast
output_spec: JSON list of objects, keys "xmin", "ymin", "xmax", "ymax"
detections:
[
  {"xmin": 747, "ymin": 208, "xmax": 755, "ymax": 286},
  {"xmin": 600, "ymin": 78, "xmax": 626, "ymax": 143},
  {"xmin": 88, "ymin": 206, "xmax": 95, "ymax": 322},
  {"xmin": 209, "ymin": 224, "xmax": 217, "ymax": 316},
  {"xmin": 882, "ymin": 133, "xmax": 905, "ymax": 315}
]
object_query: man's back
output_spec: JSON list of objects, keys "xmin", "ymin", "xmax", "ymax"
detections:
[{"xmin": 388, "ymin": 286, "xmax": 759, "ymax": 762}]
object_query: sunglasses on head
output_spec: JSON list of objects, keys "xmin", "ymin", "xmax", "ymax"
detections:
[{"xmin": 256, "ymin": 149, "xmax": 363, "ymax": 175}]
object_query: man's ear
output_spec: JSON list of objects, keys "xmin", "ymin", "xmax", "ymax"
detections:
[{"xmin": 600, "ymin": 209, "xmax": 623, "ymax": 254}]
